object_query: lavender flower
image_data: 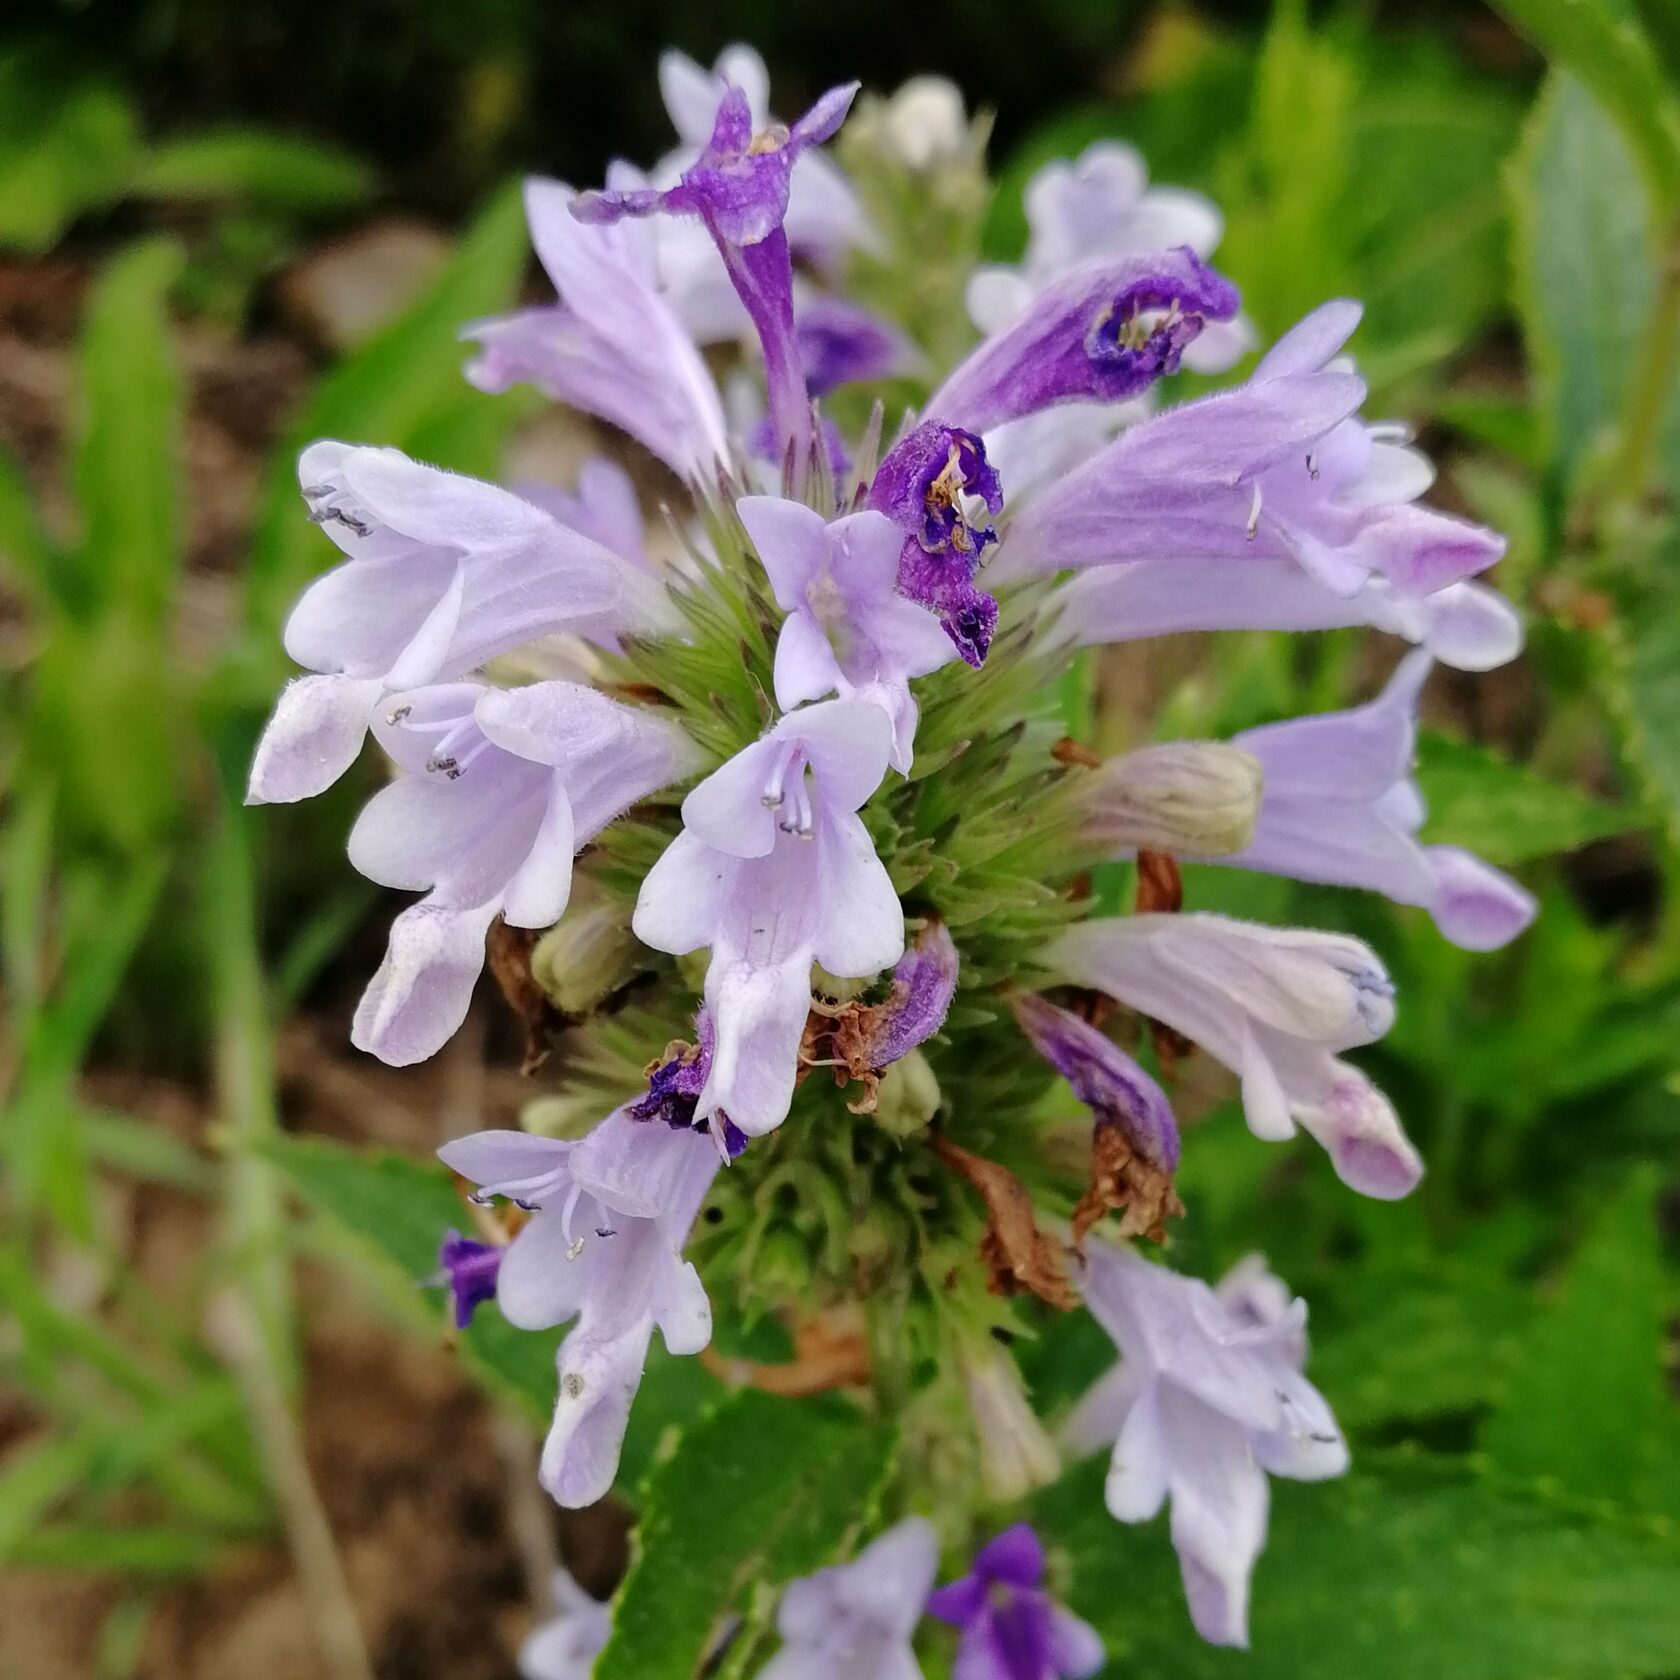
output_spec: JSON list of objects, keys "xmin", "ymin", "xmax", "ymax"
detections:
[
  {"xmin": 1065, "ymin": 1246, "xmax": 1346, "ymax": 1649},
  {"xmin": 968, "ymin": 141, "xmax": 1252, "ymax": 375},
  {"xmin": 930, "ymin": 246, "xmax": 1240, "ymax": 435},
  {"xmin": 463, "ymin": 178, "xmax": 730, "ymax": 481},
  {"xmin": 1000, "ymin": 300, "xmax": 1505, "ymax": 601},
  {"xmin": 516, "ymin": 457, "xmax": 650, "ymax": 571},
  {"xmin": 1046, "ymin": 559, "xmax": 1524, "ymax": 673},
  {"xmin": 346, "ymin": 680, "xmax": 699, "ymax": 1066},
  {"xmin": 737, "ymin": 497, "xmax": 955, "ymax": 770},
  {"xmin": 246, "ymin": 444, "xmax": 667, "ymax": 805},
  {"xmin": 438, "ymin": 1105, "xmax": 719, "ymax": 1507},
  {"xmin": 927, "ymin": 1525, "xmax": 1104, "ymax": 1680},
  {"xmin": 1046, "ymin": 913, "xmax": 1421, "ymax": 1197},
  {"xmin": 519, "ymin": 1569, "xmax": 611, "ymax": 1680},
  {"xmin": 758, "ymin": 1516, "xmax": 939, "ymax": 1680},
  {"xmin": 575, "ymin": 80, "xmax": 860, "ymax": 480},
  {"xmin": 436, "ymin": 1231, "xmax": 502, "ymax": 1329},
  {"xmin": 1225, "ymin": 651, "xmax": 1537, "ymax": 949},
  {"xmin": 633, "ymin": 699, "xmax": 902, "ymax": 1135},
  {"xmin": 868, "ymin": 421, "xmax": 1006, "ymax": 665}
]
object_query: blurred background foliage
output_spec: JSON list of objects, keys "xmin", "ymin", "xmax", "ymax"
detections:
[{"xmin": 1, "ymin": 1, "xmax": 1679, "ymax": 1677}]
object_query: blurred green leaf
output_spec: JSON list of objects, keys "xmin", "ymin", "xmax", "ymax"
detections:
[
  {"xmin": 1415, "ymin": 729, "xmax": 1637, "ymax": 864},
  {"xmin": 244, "ymin": 181, "xmax": 531, "ymax": 637},
  {"xmin": 1309, "ymin": 1261, "xmax": 1532, "ymax": 1430},
  {"xmin": 1041, "ymin": 1452, "xmax": 1680, "ymax": 1678},
  {"xmin": 8, "ymin": 1525, "xmax": 231, "ymax": 1575},
  {"xmin": 596, "ymin": 1390, "xmax": 896, "ymax": 1680},
  {"xmin": 1493, "ymin": 0, "xmax": 1680, "ymax": 211},
  {"xmin": 0, "ymin": 443, "xmax": 52, "ymax": 599},
  {"xmin": 134, "ymin": 129, "xmax": 372, "ymax": 210},
  {"xmin": 1482, "ymin": 1167, "xmax": 1680, "ymax": 1511},
  {"xmin": 0, "ymin": 53, "xmax": 137, "ymax": 254},
  {"xmin": 1508, "ymin": 73, "xmax": 1661, "ymax": 498},
  {"xmin": 1610, "ymin": 558, "xmax": 1680, "ymax": 842},
  {"xmin": 73, "ymin": 237, "xmax": 185, "ymax": 629},
  {"xmin": 260, "ymin": 1131, "xmax": 560, "ymax": 1421}
]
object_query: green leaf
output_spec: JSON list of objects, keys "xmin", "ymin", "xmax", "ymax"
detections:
[
  {"xmin": 1040, "ymin": 1452, "xmax": 1680, "ymax": 1679},
  {"xmin": 1308, "ymin": 1261, "xmax": 1531, "ymax": 1429},
  {"xmin": 1508, "ymin": 73, "xmax": 1662, "ymax": 492},
  {"xmin": 73, "ymin": 237, "xmax": 185, "ymax": 628},
  {"xmin": 0, "ymin": 442, "xmax": 52, "ymax": 600},
  {"xmin": 260, "ymin": 1131, "xmax": 559, "ymax": 1421},
  {"xmin": 244, "ymin": 182, "xmax": 531, "ymax": 637},
  {"xmin": 1610, "ymin": 560, "xmax": 1680, "ymax": 841},
  {"xmin": 1482, "ymin": 1167, "xmax": 1680, "ymax": 1511},
  {"xmin": 596, "ymin": 1390, "xmax": 896, "ymax": 1680},
  {"xmin": 134, "ymin": 130, "xmax": 372, "ymax": 211},
  {"xmin": 1413, "ymin": 729, "xmax": 1637, "ymax": 865},
  {"xmin": 1493, "ymin": 0, "xmax": 1680, "ymax": 211},
  {"xmin": 0, "ymin": 54, "xmax": 138, "ymax": 254}
]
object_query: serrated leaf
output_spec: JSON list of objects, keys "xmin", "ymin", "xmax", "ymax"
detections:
[
  {"xmin": 1493, "ymin": 1, "xmax": 1680, "ymax": 209},
  {"xmin": 1414, "ymin": 729, "xmax": 1637, "ymax": 865},
  {"xmin": 1482, "ymin": 1167, "xmax": 1680, "ymax": 1511},
  {"xmin": 134, "ymin": 130, "xmax": 371, "ymax": 210},
  {"xmin": 243, "ymin": 182, "xmax": 531, "ymax": 637},
  {"xmin": 260, "ymin": 1133, "xmax": 559, "ymax": 1422},
  {"xmin": 1508, "ymin": 73, "xmax": 1662, "ymax": 494},
  {"xmin": 1039, "ymin": 1453, "xmax": 1680, "ymax": 1679},
  {"xmin": 596, "ymin": 1390, "xmax": 896, "ymax": 1680}
]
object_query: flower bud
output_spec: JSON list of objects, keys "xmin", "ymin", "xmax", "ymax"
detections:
[
  {"xmin": 881, "ymin": 76, "xmax": 969, "ymax": 171},
  {"xmin": 1079, "ymin": 741, "xmax": 1262, "ymax": 857},
  {"xmin": 963, "ymin": 1345, "xmax": 1061, "ymax": 1501},
  {"xmin": 531, "ymin": 898, "xmax": 643, "ymax": 1015},
  {"xmin": 870, "ymin": 1048, "xmax": 942, "ymax": 1138}
]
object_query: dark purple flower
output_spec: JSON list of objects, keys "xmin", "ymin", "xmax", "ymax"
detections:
[
  {"xmin": 437, "ymin": 1230, "xmax": 503, "ymax": 1329},
  {"xmin": 574, "ymin": 81, "xmax": 860, "ymax": 484},
  {"xmin": 929, "ymin": 247, "xmax": 1240, "ymax": 434},
  {"xmin": 868, "ymin": 920, "xmax": 960, "ymax": 1067},
  {"xmin": 868, "ymin": 421, "xmax": 1006, "ymax": 665},
  {"xmin": 928, "ymin": 1524, "xmax": 1103, "ymax": 1680},
  {"xmin": 626, "ymin": 1016, "xmax": 748, "ymax": 1158},
  {"xmin": 796, "ymin": 296, "xmax": 917, "ymax": 397},
  {"xmin": 1011, "ymin": 992, "xmax": 1178, "ymax": 1171}
]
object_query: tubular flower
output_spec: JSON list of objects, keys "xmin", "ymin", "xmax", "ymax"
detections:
[
  {"xmin": 1065, "ymin": 1246, "xmax": 1346, "ymax": 1649},
  {"xmin": 439, "ymin": 1099, "xmax": 720, "ymax": 1507},
  {"xmin": 247, "ymin": 444, "xmax": 668, "ymax": 804},
  {"xmin": 968, "ymin": 140, "xmax": 1253, "ymax": 375},
  {"xmin": 244, "ymin": 47, "xmax": 1538, "ymax": 1652},
  {"xmin": 632, "ymin": 699, "xmax": 902, "ymax": 1136},
  {"xmin": 928, "ymin": 1525, "xmax": 1104, "ymax": 1680},
  {"xmin": 758, "ymin": 1517, "xmax": 940, "ymax": 1680},
  {"xmin": 1222, "ymin": 651, "xmax": 1537, "ymax": 948},
  {"xmin": 1046, "ymin": 914, "xmax": 1421, "ymax": 1197},
  {"xmin": 574, "ymin": 79, "xmax": 860, "ymax": 480}
]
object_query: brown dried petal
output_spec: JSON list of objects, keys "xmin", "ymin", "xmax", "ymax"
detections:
[
  {"xmin": 1071, "ymin": 1126, "xmax": 1185, "ymax": 1246},
  {"xmin": 486, "ymin": 917, "xmax": 558, "ymax": 1075},
  {"xmin": 931, "ymin": 1133, "xmax": 1078, "ymax": 1311}
]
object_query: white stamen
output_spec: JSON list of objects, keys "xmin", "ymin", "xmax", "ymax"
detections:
[{"xmin": 1245, "ymin": 482, "xmax": 1264, "ymax": 540}]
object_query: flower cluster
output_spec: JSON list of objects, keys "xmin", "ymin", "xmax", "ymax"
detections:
[{"xmin": 252, "ymin": 45, "xmax": 1534, "ymax": 1666}]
